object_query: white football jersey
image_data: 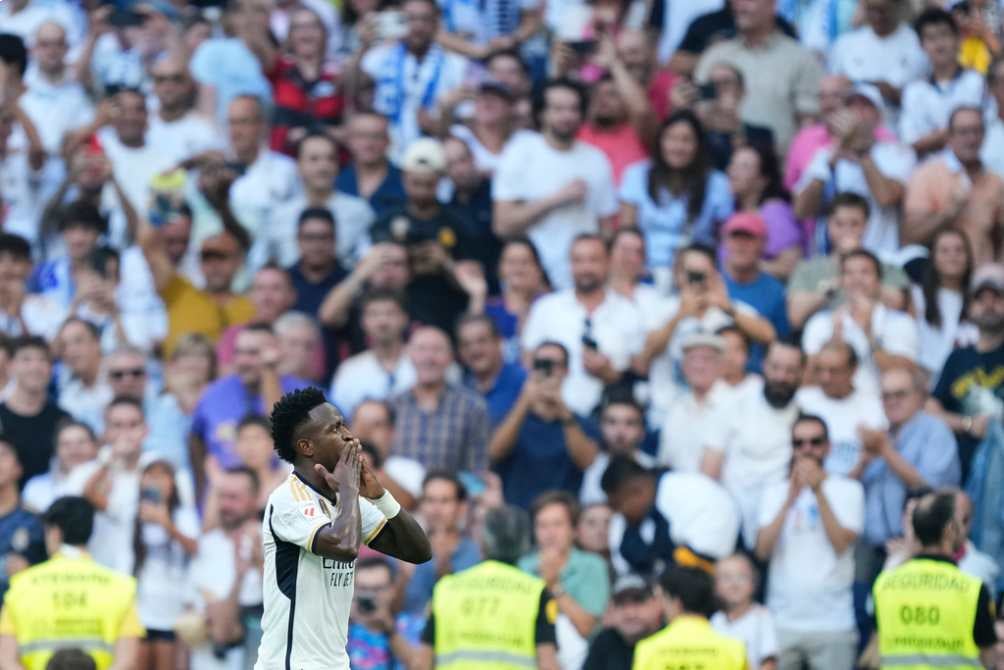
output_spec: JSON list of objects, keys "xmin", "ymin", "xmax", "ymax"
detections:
[{"xmin": 255, "ymin": 472, "xmax": 387, "ymax": 670}]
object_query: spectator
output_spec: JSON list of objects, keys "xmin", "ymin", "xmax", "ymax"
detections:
[
  {"xmin": 446, "ymin": 81, "xmax": 527, "ymax": 175},
  {"xmin": 619, "ymin": 111, "xmax": 732, "ymax": 282},
  {"xmin": 725, "ymin": 144, "xmax": 801, "ymax": 281},
  {"xmin": 490, "ymin": 341, "xmax": 598, "ymax": 508},
  {"xmin": 215, "ymin": 266, "xmax": 298, "ymax": 374},
  {"xmin": 519, "ymin": 491, "xmax": 610, "ymax": 670},
  {"xmin": 694, "ymin": 0, "xmax": 823, "ymax": 152},
  {"xmin": 389, "ymin": 326, "xmax": 490, "ymax": 472},
  {"xmin": 133, "ymin": 459, "xmax": 198, "ymax": 670},
  {"xmin": 331, "ymin": 290, "xmax": 416, "ymax": 418},
  {"xmin": 793, "ymin": 84, "xmax": 914, "ymax": 257},
  {"xmin": 231, "ymin": 415, "xmax": 290, "ymax": 514},
  {"xmin": 359, "ymin": 0, "xmax": 471, "ymax": 158},
  {"xmin": 54, "ymin": 318, "xmax": 111, "ymax": 433},
  {"xmin": 274, "ymin": 312, "xmax": 325, "ymax": 384},
  {"xmin": 189, "ymin": 324, "xmax": 310, "ymax": 493},
  {"xmin": 443, "ymin": 137, "xmax": 503, "ymax": 290},
  {"xmin": 718, "ymin": 325, "xmax": 758, "ymax": 395},
  {"xmin": 783, "ymin": 74, "xmax": 852, "ymax": 193},
  {"xmin": 802, "ymin": 249, "xmax": 919, "ymax": 395},
  {"xmin": 912, "ymin": 227, "xmax": 978, "ymax": 377},
  {"xmin": 493, "ymin": 78, "xmax": 618, "ymax": 290},
  {"xmin": 104, "ymin": 348, "xmax": 153, "ymax": 409},
  {"xmin": 31, "ymin": 201, "xmax": 106, "ymax": 309},
  {"xmin": 266, "ymin": 132, "xmax": 376, "ymax": 270},
  {"xmin": 796, "ymin": 340, "xmax": 887, "ymax": 476},
  {"xmin": 351, "ymin": 399, "xmax": 427, "ymax": 508},
  {"xmin": 0, "ymin": 234, "xmax": 58, "ymax": 340},
  {"xmin": 705, "ymin": 339, "xmax": 804, "ymax": 548},
  {"xmin": 483, "ymin": 238, "xmax": 550, "ymax": 362},
  {"xmin": 657, "ymin": 332, "xmax": 730, "ymax": 472},
  {"xmin": 900, "ymin": 8, "xmax": 986, "ymax": 156},
  {"xmin": 787, "ymin": 192, "xmax": 911, "ymax": 331},
  {"xmin": 607, "ymin": 227, "xmax": 660, "ymax": 314},
  {"xmin": 581, "ymin": 575, "xmax": 663, "ymax": 670},
  {"xmin": 457, "ymin": 314, "xmax": 525, "ymax": 426},
  {"xmin": 522, "ymin": 234, "xmax": 645, "ymax": 417},
  {"xmin": 827, "ymin": 0, "xmax": 927, "ymax": 108},
  {"xmin": 400, "ymin": 471, "xmax": 480, "ymax": 614},
  {"xmin": 980, "ymin": 56, "xmax": 1004, "ymax": 177},
  {"xmin": 602, "ymin": 456, "xmax": 739, "ymax": 579},
  {"xmin": 755, "ymin": 414, "xmax": 864, "ymax": 670},
  {"xmin": 580, "ymin": 397, "xmax": 655, "ymax": 505},
  {"xmin": 576, "ymin": 502, "xmax": 612, "ymax": 561},
  {"xmin": 711, "ymin": 554, "xmax": 779, "ymax": 670},
  {"xmin": 931, "ymin": 263, "xmax": 1004, "ymax": 481},
  {"xmin": 615, "ymin": 29, "xmax": 676, "ymax": 121},
  {"xmin": 185, "ymin": 467, "xmax": 263, "ymax": 670},
  {"xmin": 0, "ymin": 440, "xmax": 46, "ymax": 598},
  {"xmin": 146, "ymin": 53, "xmax": 218, "ymax": 163},
  {"xmin": 22, "ymin": 420, "xmax": 99, "ymax": 514},
  {"xmin": 904, "ymin": 106, "xmax": 1004, "ymax": 265},
  {"xmin": 856, "ymin": 367, "xmax": 960, "ymax": 554},
  {"xmin": 348, "ymin": 557, "xmax": 415, "ymax": 669},
  {"xmin": 0, "ymin": 337, "xmax": 71, "ymax": 488},
  {"xmin": 336, "ymin": 112, "xmax": 406, "ymax": 217},
  {"xmin": 0, "ymin": 497, "xmax": 143, "ymax": 670}
]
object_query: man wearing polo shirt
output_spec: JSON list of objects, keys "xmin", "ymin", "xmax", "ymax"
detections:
[{"xmin": 521, "ymin": 234, "xmax": 645, "ymax": 417}]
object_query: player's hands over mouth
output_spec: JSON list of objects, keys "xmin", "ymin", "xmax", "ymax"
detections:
[
  {"xmin": 315, "ymin": 438, "xmax": 361, "ymax": 499},
  {"xmin": 359, "ymin": 450, "xmax": 386, "ymax": 499}
]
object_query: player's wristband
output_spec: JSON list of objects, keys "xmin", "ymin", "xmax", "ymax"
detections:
[{"xmin": 371, "ymin": 490, "xmax": 401, "ymax": 519}]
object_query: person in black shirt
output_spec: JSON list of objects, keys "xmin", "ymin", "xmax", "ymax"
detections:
[
  {"xmin": 0, "ymin": 337, "xmax": 70, "ymax": 489},
  {"xmin": 0, "ymin": 439, "xmax": 46, "ymax": 598},
  {"xmin": 583, "ymin": 575, "xmax": 664, "ymax": 670}
]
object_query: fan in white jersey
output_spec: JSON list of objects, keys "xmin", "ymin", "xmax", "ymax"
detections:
[{"xmin": 255, "ymin": 387, "xmax": 431, "ymax": 670}]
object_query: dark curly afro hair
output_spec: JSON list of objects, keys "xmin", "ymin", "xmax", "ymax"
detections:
[{"xmin": 270, "ymin": 387, "xmax": 327, "ymax": 462}]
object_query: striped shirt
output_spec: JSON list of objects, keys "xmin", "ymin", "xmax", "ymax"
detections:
[{"xmin": 389, "ymin": 385, "xmax": 490, "ymax": 472}]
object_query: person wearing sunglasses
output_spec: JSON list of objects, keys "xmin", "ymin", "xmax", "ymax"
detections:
[{"xmin": 755, "ymin": 413, "xmax": 864, "ymax": 670}]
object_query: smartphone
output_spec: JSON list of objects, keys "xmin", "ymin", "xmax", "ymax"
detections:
[
  {"xmin": 356, "ymin": 595, "xmax": 378, "ymax": 614},
  {"xmin": 697, "ymin": 82, "xmax": 717, "ymax": 101},
  {"xmin": 140, "ymin": 487, "xmax": 162, "ymax": 504},
  {"xmin": 686, "ymin": 270, "xmax": 707, "ymax": 286},
  {"xmin": 533, "ymin": 358, "xmax": 555, "ymax": 377},
  {"xmin": 567, "ymin": 40, "xmax": 596, "ymax": 57},
  {"xmin": 457, "ymin": 471, "xmax": 487, "ymax": 498},
  {"xmin": 581, "ymin": 334, "xmax": 599, "ymax": 350}
]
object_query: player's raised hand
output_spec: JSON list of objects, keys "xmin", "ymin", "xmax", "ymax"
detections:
[{"xmin": 359, "ymin": 452, "xmax": 386, "ymax": 499}]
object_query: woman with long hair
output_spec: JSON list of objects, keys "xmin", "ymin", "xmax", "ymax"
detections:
[
  {"xmin": 483, "ymin": 237, "xmax": 550, "ymax": 362},
  {"xmin": 912, "ymin": 226, "xmax": 978, "ymax": 377},
  {"xmin": 726, "ymin": 142, "xmax": 803, "ymax": 280},
  {"xmin": 619, "ymin": 110, "xmax": 733, "ymax": 292},
  {"xmin": 133, "ymin": 459, "xmax": 199, "ymax": 670}
]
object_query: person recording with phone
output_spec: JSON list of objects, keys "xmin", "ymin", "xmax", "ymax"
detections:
[
  {"xmin": 348, "ymin": 557, "xmax": 418, "ymax": 670},
  {"xmin": 489, "ymin": 341, "xmax": 600, "ymax": 509}
]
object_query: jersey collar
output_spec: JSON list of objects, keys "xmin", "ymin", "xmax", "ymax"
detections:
[{"xmin": 292, "ymin": 469, "xmax": 338, "ymax": 503}]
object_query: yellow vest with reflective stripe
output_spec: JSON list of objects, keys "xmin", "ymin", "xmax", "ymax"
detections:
[
  {"xmin": 632, "ymin": 615, "xmax": 748, "ymax": 670},
  {"xmin": 432, "ymin": 560, "xmax": 545, "ymax": 670},
  {"xmin": 873, "ymin": 557, "xmax": 982, "ymax": 669},
  {"xmin": 2, "ymin": 552, "xmax": 140, "ymax": 670}
]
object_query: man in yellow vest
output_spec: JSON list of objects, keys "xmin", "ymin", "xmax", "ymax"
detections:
[
  {"xmin": 633, "ymin": 565, "xmax": 747, "ymax": 670},
  {"xmin": 417, "ymin": 505, "xmax": 559, "ymax": 670},
  {"xmin": 0, "ymin": 496, "xmax": 144, "ymax": 670},
  {"xmin": 874, "ymin": 489, "xmax": 998, "ymax": 669}
]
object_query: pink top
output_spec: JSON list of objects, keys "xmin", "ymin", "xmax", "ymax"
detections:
[
  {"xmin": 577, "ymin": 122, "xmax": 648, "ymax": 186},
  {"xmin": 784, "ymin": 123, "xmax": 898, "ymax": 190}
]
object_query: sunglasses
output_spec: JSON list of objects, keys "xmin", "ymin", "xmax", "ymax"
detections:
[
  {"xmin": 200, "ymin": 250, "xmax": 230, "ymax": 262},
  {"xmin": 154, "ymin": 74, "xmax": 186, "ymax": 84},
  {"xmin": 109, "ymin": 368, "xmax": 145, "ymax": 381},
  {"xmin": 793, "ymin": 436, "xmax": 826, "ymax": 448}
]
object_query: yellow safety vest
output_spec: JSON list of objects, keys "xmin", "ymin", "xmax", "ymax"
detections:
[
  {"xmin": 873, "ymin": 557, "xmax": 983, "ymax": 669},
  {"xmin": 432, "ymin": 560, "xmax": 547, "ymax": 670},
  {"xmin": 632, "ymin": 615, "xmax": 747, "ymax": 670},
  {"xmin": 0, "ymin": 551, "xmax": 145, "ymax": 670}
]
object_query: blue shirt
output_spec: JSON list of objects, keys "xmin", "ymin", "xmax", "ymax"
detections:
[
  {"xmin": 189, "ymin": 37, "xmax": 273, "ymax": 122},
  {"xmin": 336, "ymin": 164, "xmax": 406, "ymax": 219},
  {"xmin": 862, "ymin": 411, "xmax": 960, "ymax": 545},
  {"xmin": 402, "ymin": 536, "xmax": 481, "ymax": 613},
  {"xmin": 464, "ymin": 362, "xmax": 526, "ymax": 426},
  {"xmin": 723, "ymin": 270, "xmax": 790, "ymax": 370},
  {"xmin": 494, "ymin": 413, "xmax": 599, "ymax": 509},
  {"xmin": 0, "ymin": 507, "xmax": 46, "ymax": 598}
]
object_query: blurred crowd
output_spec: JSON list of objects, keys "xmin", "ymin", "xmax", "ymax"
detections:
[{"xmin": 3, "ymin": 0, "xmax": 1004, "ymax": 667}]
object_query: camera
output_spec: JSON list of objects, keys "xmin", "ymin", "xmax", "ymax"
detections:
[
  {"xmin": 140, "ymin": 487, "xmax": 162, "ymax": 504},
  {"xmin": 533, "ymin": 358, "xmax": 555, "ymax": 377},
  {"xmin": 357, "ymin": 595, "xmax": 378, "ymax": 614},
  {"xmin": 686, "ymin": 270, "xmax": 707, "ymax": 286}
]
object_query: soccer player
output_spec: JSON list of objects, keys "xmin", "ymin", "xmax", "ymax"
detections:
[{"xmin": 255, "ymin": 388, "xmax": 431, "ymax": 670}]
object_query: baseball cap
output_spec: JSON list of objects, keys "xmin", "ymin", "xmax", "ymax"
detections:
[
  {"xmin": 402, "ymin": 138, "xmax": 446, "ymax": 174},
  {"xmin": 722, "ymin": 211, "xmax": 766, "ymax": 238},
  {"xmin": 970, "ymin": 263, "xmax": 1004, "ymax": 295},
  {"xmin": 611, "ymin": 574, "xmax": 653, "ymax": 603},
  {"xmin": 847, "ymin": 82, "xmax": 884, "ymax": 112},
  {"xmin": 681, "ymin": 331, "xmax": 725, "ymax": 353}
]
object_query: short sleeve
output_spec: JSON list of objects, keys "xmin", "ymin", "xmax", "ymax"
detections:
[
  {"xmin": 575, "ymin": 554, "xmax": 611, "ymax": 616},
  {"xmin": 492, "ymin": 140, "xmax": 527, "ymax": 202},
  {"xmin": 757, "ymin": 484, "xmax": 786, "ymax": 528},
  {"xmin": 117, "ymin": 602, "xmax": 146, "ymax": 638},
  {"xmin": 618, "ymin": 161, "xmax": 649, "ymax": 207},
  {"xmin": 880, "ymin": 313, "xmax": 919, "ymax": 359},
  {"xmin": 591, "ymin": 155, "xmax": 619, "ymax": 218},
  {"xmin": 361, "ymin": 497, "xmax": 387, "ymax": 546},
  {"xmin": 830, "ymin": 479, "xmax": 865, "ymax": 534},
  {"xmin": 874, "ymin": 144, "xmax": 915, "ymax": 183},
  {"xmin": 795, "ymin": 148, "xmax": 832, "ymax": 193},
  {"xmin": 520, "ymin": 297, "xmax": 550, "ymax": 351},
  {"xmin": 974, "ymin": 584, "xmax": 997, "ymax": 647},
  {"xmin": 269, "ymin": 497, "xmax": 329, "ymax": 553},
  {"xmin": 801, "ymin": 312, "xmax": 832, "ymax": 355},
  {"xmin": 535, "ymin": 590, "xmax": 558, "ymax": 645},
  {"xmin": 898, "ymin": 84, "xmax": 927, "ymax": 144},
  {"xmin": 757, "ymin": 608, "xmax": 780, "ymax": 661}
]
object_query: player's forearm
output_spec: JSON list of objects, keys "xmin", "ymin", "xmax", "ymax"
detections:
[
  {"xmin": 314, "ymin": 499, "xmax": 362, "ymax": 560},
  {"xmin": 371, "ymin": 510, "xmax": 432, "ymax": 564}
]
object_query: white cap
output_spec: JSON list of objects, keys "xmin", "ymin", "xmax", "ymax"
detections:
[{"xmin": 401, "ymin": 137, "xmax": 446, "ymax": 174}]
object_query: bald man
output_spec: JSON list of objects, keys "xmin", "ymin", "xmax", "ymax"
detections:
[
  {"xmin": 148, "ymin": 52, "xmax": 219, "ymax": 161},
  {"xmin": 387, "ymin": 326, "xmax": 490, "ymax": 472}
]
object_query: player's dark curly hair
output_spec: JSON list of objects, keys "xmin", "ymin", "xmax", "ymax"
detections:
[{"xmin": 270, "ymin": 387, "xmax": 327, "ymax": 463}]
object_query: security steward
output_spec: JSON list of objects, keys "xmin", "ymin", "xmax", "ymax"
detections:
[
  {"xmin": 417, "ymin": 505, "xmax": 559, "ymax": 670},
  {"xmin": 0, "ymin": 497, "xmax": 144, "ymax": 670},
  {"xmin": 874, "ymin": 490, "xmax": 997, "ymax": 668},
  {"xmin": 632, "ymin": 565, "xmax": 747, "ymax": 670}
]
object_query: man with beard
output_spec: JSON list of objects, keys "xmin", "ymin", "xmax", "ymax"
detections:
[
  {"xmin": 494, "ymin": 79, "xmax": 618, "ymax": 289},
  {"xmin": 703, "ymin": 339, "xmax": 805, "ymax": 549},
  {"xmin": 931, "ymin": 263, "xmax": 1004, "ymax": 482},
  {"xmin": 580, "ymin": 397, "xmax": 654, "ymax": 505},
  {"xmin": 522, "ymin": 234, "xmax": 645, "ymax": 417}
]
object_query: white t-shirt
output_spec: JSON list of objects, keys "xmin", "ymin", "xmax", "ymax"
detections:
[
  {"xmin": 658, "ymin": 383, "xmax": 733, "ymax": 473},
  {"xmin": 256, "ymin": 473, "xmax": 386, "ymax": 670},
  {"xmin": 580, "ymin": 449, "xmax": 655, "ymax": 505},
  {"xmin": 449, "ymin": 125, "xmax": 534, "ymax": 175},
  {"xmin": 493, "ymin": 133, "xmax": 618, "ymax": 289},
  {"xmin": 137, "ymin": 506, "xmax": 201, "ymax": 631},
  {"xmin": 802, "ymin": 303, "xmax": 919, "ymax": 396},
  {"xmin": 828, "ymin": 25, "xmax": 927, "ymax": 91},
  {"xmin": 609, "ymin": 471, "xmax": 739, "ymax": 577},
  {"xmin": 899, "ymin": 69, "xmax": 986, "ymax": 145},
  {"xmin": 330, "ymin": 350, "xmax": 417, "ymax": 419},
  {"xmin": 0, "ymin": 140, "xmax": 44, "ymax": 247},
  {"xmin": 263, "ymin": 192, "xmax": 376, "ymax": 271},
  {"xmin": 522, "ymin": 289, "xmax": 645, "ymax": 416},
  {"xmin": 981, "ymin": 113, "xmax": 1004, "ymax": 178},
  {"xmin": 712, "ymin": 379, "xmax": 800, "ymax": 548},
  {"xmin": 911, "ymin": 285, "xmax": 978, "ymax": 377},
  {"xmin": 147, "ymin": 112, "xmax": 221, "ymax": 164},
  {"xmin": 796, "ymin": 143, "xmax": 915, "ymax": 255},
  {"xmin": 758, "ymin": 476, "xmax": 864, "ymax": 633},
  {"xmin": 86, "ymin": 463, "xmax": 141, "ymax": 575},
  {"xmin": 229, "ymin": 149, "xmax": 301, "ymax": 240},
  {"xmin": 795, "ymin": 386, "xmax": 887, "ymax": 477},
  {"xmin": 711, "ymin": 605, "xmax": 780, "ymax": 670},
  {"xmin": 22, "ymin": 69, "xmax": 94, "ymax": 155}
]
